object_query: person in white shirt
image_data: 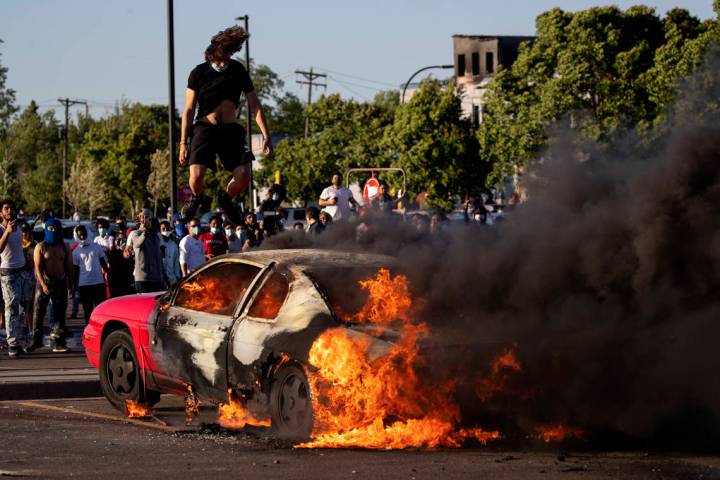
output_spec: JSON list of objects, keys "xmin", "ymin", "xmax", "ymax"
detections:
[
  {"xmin": 179, "ymin": 218, "xmax": 206, "ymax": 276},
  {"xmin": 0, "ymin": 199, "xmax": 31, "ymax": 357},
  {"xmin": 72, "ymin": 225, "xmax": 109, "ymax": 324},
  {"xmin": 318, "ymin": 172, "xmax": 358, "ymax": 221},
  {"xmin": 93, "ymin": 218, "xmax": 115, "ymax": 252}
]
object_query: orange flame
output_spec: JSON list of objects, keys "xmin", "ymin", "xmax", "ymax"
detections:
[
  {"xmin": 298, "ymin": 269, "xmax": 499, "ymax": 449},
  {"xmin": 218, "ymin": 389, "xmax": 271, "ymax": 429},
  {"xmin": 178, "ymin": 277, "xmax": 246, "ymax": 314},
  {"xmin": 535, "ymin": 424, "xmax": 585, "ymax": 443},
  {"xmin": 476, "ymin": 344, "xmax": 524, "ymax": 402},
  {"xmin": 125, "ymin": 400, "xmax": 150, "ymax": 418}
]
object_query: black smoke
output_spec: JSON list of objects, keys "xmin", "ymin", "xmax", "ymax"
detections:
[{"xmin": 261, "ymin": 57, "xmax": 720, "ymax": 449}]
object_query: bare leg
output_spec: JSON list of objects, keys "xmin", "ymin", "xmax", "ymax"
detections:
[
  {"xmin": 226, "ymin": 163, "xmax": 250, "ymax": 197},
  {"xmin": 189, "ymin": 164, "xmax": 207, "ymax": 196}
]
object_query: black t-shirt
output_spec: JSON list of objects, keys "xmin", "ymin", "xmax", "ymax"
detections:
[{"xmin": 187, "ymin": 59, "xmax": 255, "ymax": 120}]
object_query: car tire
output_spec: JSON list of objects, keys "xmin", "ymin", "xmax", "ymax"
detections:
[
  {"xmin": 270, "ymin": 363, "xmax": 314, "ymax": 440},
  {"xmin": 99, "ymin": 329, "xmax": 159, "ymax": 411}
]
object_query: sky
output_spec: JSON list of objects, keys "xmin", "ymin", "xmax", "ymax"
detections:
[{"xmin": 1, "ymin": 0, "xmax": 716, "ymax": 119}]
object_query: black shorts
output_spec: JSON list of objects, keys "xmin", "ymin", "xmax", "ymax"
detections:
[{"xmin": 188, "ymin": 122, "xmax": 254, "ymax": 171}]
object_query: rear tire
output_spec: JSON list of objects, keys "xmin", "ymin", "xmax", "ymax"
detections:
[
  {"xmin": 99, "ymin": 329, "xmax": 160, "ymax": 411},
  {"xmin": 270, "ymin": 364, "xmax": 314, "ymax": 440}
]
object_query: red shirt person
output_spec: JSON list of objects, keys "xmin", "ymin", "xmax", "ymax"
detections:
[{"xmin": 198, "ymin": 215, "xmax": 228, "ymax": 259}]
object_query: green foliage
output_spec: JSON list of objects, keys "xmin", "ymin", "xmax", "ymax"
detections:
[
  {"xmin": 382, "ymin": 79, "xmax": 481, "ymax": 211},
  {"xmin": 258, "ymin": 93, "xmax": 396, "ymax": 203},
  {"xmin": 0, "ymin": 102, "xmax": 62, "ymax": 209},
  {"xmin": 65, "ymin": 153, "xmax": 110, "ymax": 217},
  {"xmin": 78, "ymin": 102, "xmax": 177, "ymax": 214},
  {"xmin": 476, "ymin": 5, "xmax": 720, "ymax": 186},
  {"xmin": 0, "ymin": 40, "xmax": 18, "ymax": 140}
]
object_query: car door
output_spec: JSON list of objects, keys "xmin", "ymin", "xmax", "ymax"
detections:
[{"xmin": 152, "ymin": 260, "xmax": 264, "ymax": 400}]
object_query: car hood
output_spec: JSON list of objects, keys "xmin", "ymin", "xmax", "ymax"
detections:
[{"xmin": 93, "ymin": 292, "xmax": 162, "ymax": 322}]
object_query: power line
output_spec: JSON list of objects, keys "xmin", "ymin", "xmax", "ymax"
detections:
[
  {"xmin": 314, "ymin": 67, "xmax": 397, "ymax": 88},
  {"xmin": 327, "ymin": 76, "xmax": 370, "ymax": 101},
  {"xmin": 295, "ymin": 67, "xmax": 327, "ymax": 137}
]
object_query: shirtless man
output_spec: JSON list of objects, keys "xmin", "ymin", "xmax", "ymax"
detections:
[
  {"xmin": 25, "ymin": 218, "xmax": 73, "ymax": 353},
  {"xmin": 179, "ymin": 25, "xmax": 273, "ymax": 225}
]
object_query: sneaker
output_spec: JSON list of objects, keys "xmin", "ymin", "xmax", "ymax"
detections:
[
  {"xmin": 52, "ymin": 345, "xmax": 70, "ymax": 353},
  {"xmin": 24, "ymin": 343, "xmax": 42, "ymax": 353},
  {"xmin": 217, "ymin": 191, "xmax": 243, "ymax": 226},
  {"xmin": 181, "ymin": 193, "xmax": 206, "ymax": 223},
  {"xmin": 8, "ymin": 348, "xmax": 22, "ymax": 358}
]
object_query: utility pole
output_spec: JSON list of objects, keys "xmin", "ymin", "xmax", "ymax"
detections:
[
  {"xmin": 236, "ymin": 15, "xmax": 254, "ymax": 209},
  {"xmin": 167, "ymin": 0, "xmax": 178, "ymax": 215},
  {"xmin": 58, "ymin": 98, "xmax": 88, "ymax": 219},
  {"xmin": 295, "ymin": 67, "xmax": 326, "ymax": 137}
]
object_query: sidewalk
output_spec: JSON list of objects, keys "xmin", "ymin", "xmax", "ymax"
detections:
[{"xmin": 0, "ymin": 314, "xmax": 100, "ymax": 401}]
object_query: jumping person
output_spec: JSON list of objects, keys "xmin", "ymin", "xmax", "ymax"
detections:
[{"xmin": 179, "ymin": 25, "xmax": 273, "ymax": 225}]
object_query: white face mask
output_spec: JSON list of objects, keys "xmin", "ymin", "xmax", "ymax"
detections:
[{"xmin": 211, "ymin": 62, "xmax": 228, "ymax": 73}]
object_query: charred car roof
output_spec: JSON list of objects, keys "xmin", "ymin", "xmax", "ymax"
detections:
[{"xmin": 210, "ymin": 248, "xmax": 398, "ymax": 271}]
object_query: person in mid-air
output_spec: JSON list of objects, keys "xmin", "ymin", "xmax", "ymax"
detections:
[{"xmin": 179, "ymin": 25, "xmax": 273, "ymax": 225}]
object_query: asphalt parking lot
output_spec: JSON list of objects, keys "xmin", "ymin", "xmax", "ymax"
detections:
[{"xmin": 1, "ymin": 394, "xmax": 719, "ymax": 480}]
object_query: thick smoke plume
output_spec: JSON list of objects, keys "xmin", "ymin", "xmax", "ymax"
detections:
[{"xmin": 262, "ymin": 58, "xmax": 720, "ymax": 448}]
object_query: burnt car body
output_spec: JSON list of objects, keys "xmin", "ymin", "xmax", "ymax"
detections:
[{"xmin": 83, "ymin": 249, "xmax": 397, "ymax": 436}]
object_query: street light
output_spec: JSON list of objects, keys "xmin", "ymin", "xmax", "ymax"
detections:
[
  {"xmin": 167, "ymin": 0, "xmax": 178, "ymax": 215},
  {"xmin": 401, "ymin": 64, "xmax": 454, "ymax": 104},
  {"xmin": 235, "ymin": 15, "xmax": 254, "ymax": 210}
]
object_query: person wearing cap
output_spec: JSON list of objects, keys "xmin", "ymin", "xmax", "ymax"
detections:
[
  {"xmin": 94, "ymin": 218, "xmax": 114, "ymax": 252},
  {"xmin": 26, "ymin": 219, "xmax": 73, "ymax": 353},
  {"xmin": 72, "ymin": 224, "xmax": 109, "ymax": 324},
  {"xmin": 179, "ymin": 25, "xmax": 273, "ymax": 227},
  {"xmin": 125, "ymin": 208, "xmax": 166, "ymax": 293}
]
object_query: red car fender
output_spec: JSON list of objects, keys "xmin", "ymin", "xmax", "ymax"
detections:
[{"xmin": 82, "ymin": 293, "xmax": 162, "ymax": 374}]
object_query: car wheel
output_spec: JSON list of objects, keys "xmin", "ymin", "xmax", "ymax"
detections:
[
  {"xmin": 99, "ymin": 329, "xmax": 159, "ymax": 411},
  {"xmin": 270, "ymin": 363, "xmax": 314, "ymax": 439}
]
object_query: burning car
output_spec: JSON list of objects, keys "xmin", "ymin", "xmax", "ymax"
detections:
[{"xmin": 82, "ymin": 249, "xmax": 400, "ymax": 438}]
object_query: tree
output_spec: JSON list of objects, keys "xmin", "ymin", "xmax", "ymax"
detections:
[
  {"xmin": 258, "ymin": 93, "xmax": 396, "ymax": 203},
  {"xmin": 477, "ymin": 6, "xmax": 681, "ymax": 185},
  {"xmin": 147, "ymin": 147, "xmax": 189, "ymax": 216},
  {"xmin": 382, "ymin": 79, "xmax": 481, "ymax": 211},
  {"xmin": 65, "ymin": 154, "xmax": 110, "ymax": 217},
  {"xmin": 78, "ymin": 102, "xmax": 176, "ymax": 214},
  {"xmin": 0, "ymin": 39, "xmax": 18, "ymax": 140},
  {"xmin": 0, "ymin": 102, "xmax": 61, "ymax": 209}
]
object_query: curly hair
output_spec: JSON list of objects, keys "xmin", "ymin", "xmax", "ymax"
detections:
[{"xmin": 205, "ymin": 26, "xmax": 249, "ymax": 62}]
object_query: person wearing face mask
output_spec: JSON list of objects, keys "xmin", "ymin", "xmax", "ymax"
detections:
[
  {"xmin": 125, "ymin": 209, "xmax": 166, "ymax": 293},
  {"xmin": 179, "ymin": 25, "xmax": 274, "ymax": 227},
  {"xmin": 72, "ymin": 225, "xmax": 109, "ymax": 324},
  {"xmin": 159, "ymin": 220, "xmax": 180, "ymax": 286},
  {"xmin": 26, "ymin": 219, "xmax": 73, "ymax": 353},
  {"xmin": 225, "ymin": 221, "xmax": 242, "ymax": 253},
  {"xmin": 93, "ymin": 218, "xmax": 114, "ymax": 252},
  {"xmin": 179, "ymin": 218, "xmax": 206, "ymax": 276},
  {"xmin": 199, "ymin": 215, "xmax": 228, "ymax": 259},
  {"xmin": 171, "ymin": 213, "xmax": 187, "ymax": 241}
]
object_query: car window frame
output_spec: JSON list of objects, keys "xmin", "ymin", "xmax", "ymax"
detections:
[
  {"xmin": 239, "ymin": 265, "xmax": 292, "ymax": 324},
  {"xmin": 168, "ymin": 258, "xmax": 271, "ymax": 318}
]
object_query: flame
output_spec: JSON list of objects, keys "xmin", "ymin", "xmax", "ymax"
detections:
[
  {"xmin": 185, "ymin": 385, "xmax": 202, "ymax": 425},
  {"xmin": 535, "ymin": 424, "xmax": 585, "ymax": 443},
  {"xmin": 218, "ymin": 389, "xmax": 271, "ymax": 429},
  {"xmin": 178, "ymin": 277, "xmax": 246, "ymax": 314},
  {"xmin": 125, "ymin": 400, "xmax": 150, "ymax": 418},
  {"xmin": 476, "ymin": 344, "xmax": 524, "ymax": 402},
  {"xmin": 298, "ymin": 269, "xmax": 499, "ymax": 449}
]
